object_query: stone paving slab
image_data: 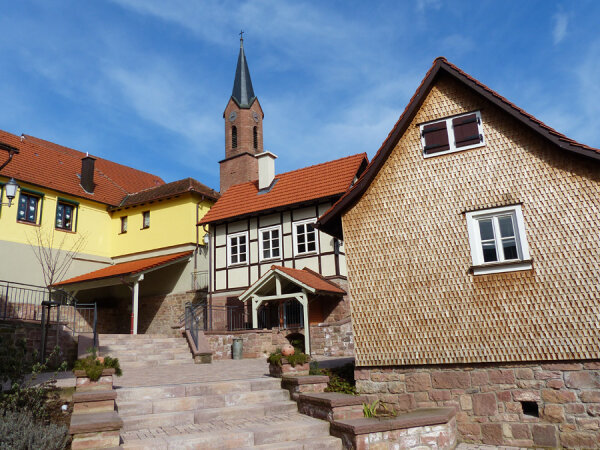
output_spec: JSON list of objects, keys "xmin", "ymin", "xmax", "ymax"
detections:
[
  {"xmin": 120, "ymin": 412, "xmax": 322, "ymax": 443},
  {"xmin": 456, "ymin": 444, "xmax": 528, "ymax": 450},
  {"xmin": 115, "ymin": 358, "xmax": 270, "ymax": 388}
]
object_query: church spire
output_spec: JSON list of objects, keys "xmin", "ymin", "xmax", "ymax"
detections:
[{"xmin": 231, "ymin": 31, "xmax": 256, "ymax": 108}]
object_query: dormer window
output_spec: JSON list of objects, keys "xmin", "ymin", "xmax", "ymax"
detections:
[
  {"xmin": 232, "ymin": 126, "xmax": 238, "ymax": 149},
  {"xmin": 421, "ymin": 111, "xmax": 484, "ymax": 157}
]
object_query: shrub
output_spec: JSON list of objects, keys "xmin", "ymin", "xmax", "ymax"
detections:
[
  {"xmin": 317, "ymin": 362, "xmax": 357, "ymax": 395},
  {"xmin": 0, "ymin": 408, "xmax": 68, "ymax": 450},
  {"xmin": 267, "ymin": 349, "xmax": 310, "ymax": 367},
  {"xmin": 0, "ymin": 339, "xmax": 67, "ymax": 421},
  {"xmin": 73, "ymin": 349, "xmax": 122, "ymax": 381}
]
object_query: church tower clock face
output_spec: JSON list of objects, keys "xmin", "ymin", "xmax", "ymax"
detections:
[
  {"xmin": 252, "ymin": 111, "xmax": 259, "ymax": 123},
  {"xmin": 229, "ymin": 111, "xmax": 237, "ymax": 122}
]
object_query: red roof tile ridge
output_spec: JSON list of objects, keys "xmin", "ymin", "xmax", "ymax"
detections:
[
  {"xmin": 22, "ymin": 133, "xmax": 166, "ymax": 193},
  {"xmin": 224, "ymin": 153, "xmax": 368, "ymax": 192},
  {"xmin": 301, "ymin": 267, "xmax": 345, "ymax": 291}
]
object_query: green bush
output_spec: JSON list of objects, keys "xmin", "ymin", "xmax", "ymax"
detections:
[
  {"xmin": 312, "ymin": 362, "xmax": 357, "ymax": 395},
  {"xmin": 267, "ymin": 349, "xmax": 310, "ymax": 367},
  {"xmin": 0, "ymin": 408, "xmax": 68, "ymax": 450},
  {"xmin": 0, "ymin": 338, "xmax": 67, "ymax": 421},
  {"xmin": 73, "ymin": 349, "xmax": 122, "ymax": 381}
]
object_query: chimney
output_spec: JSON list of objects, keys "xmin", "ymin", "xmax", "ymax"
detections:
[
  {"xmin": 81, "ymin": 153, "xmax": 96, "ymax": 193},
  {"xmin": 256, "ymin": 151, "xmax": 277, "ymax": 190}
]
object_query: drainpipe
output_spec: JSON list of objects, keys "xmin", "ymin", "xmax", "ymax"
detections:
[{"xmin": 203, "ymin": 224, "xmax": 213, "ymax": 329}]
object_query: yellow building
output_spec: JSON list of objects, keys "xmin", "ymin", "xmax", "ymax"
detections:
[{"xmin": 0, "ymin": 130, "xmax": 218, "ymax": 334}]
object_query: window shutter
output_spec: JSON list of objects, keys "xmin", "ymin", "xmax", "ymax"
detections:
[
  {"xmin": 422, "ymin": 121, "xmax": 450, "ymax": 154},
  {"xmin": 452, "ymin": 113, "xmax": 481, "ymax": 148}
]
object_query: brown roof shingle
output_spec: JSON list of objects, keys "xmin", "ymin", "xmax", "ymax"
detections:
[
  {"xmin": 0, "ymin": 130, "xmax": 164, "ymax": 206},
  {"xmin": 115, "ymin": 177, "xmax": 220, "ymax": 209},
  {"xmin": 199, "ymin": 153, "xmax": 368, "ymax": 224},
  {"xmin": 273, "ymin": 266, "xmax": 346, "ymax": 295}
]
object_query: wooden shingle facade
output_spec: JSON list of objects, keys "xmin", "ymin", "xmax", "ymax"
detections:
[{"xmin": 318, "ymin": 57, "xmax": 600, "ymax": 448}]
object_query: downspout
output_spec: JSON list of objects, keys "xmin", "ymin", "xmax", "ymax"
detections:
[
  {"xmin": 203, "ymin": 224, "xmax": 213, "ymax": 329},
  {"xmin": 0, "ymin": 149, "xmax": 17, "ymax": 172}
]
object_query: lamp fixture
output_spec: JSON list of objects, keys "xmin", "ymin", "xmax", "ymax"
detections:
[{"xmin": 1, "ymin": 178, "xmax": 19, "ymax": 207}]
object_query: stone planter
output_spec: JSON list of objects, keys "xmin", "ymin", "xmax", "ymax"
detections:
[
  {"xmin": 74, "ymin": 368, "xmax": 115, "ymax": 389},
  {"xmin": 269, "ymin": 359, "xmax": 310, "ymax": 377}
]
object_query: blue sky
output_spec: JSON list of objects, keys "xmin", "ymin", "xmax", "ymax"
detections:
[{"xmin": 0, "ymin": 1, "xmax": 599, "ymax": 191}]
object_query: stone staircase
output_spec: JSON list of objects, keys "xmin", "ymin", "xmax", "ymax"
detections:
[
  {"xmin": 98, "ymin": 334, "xmax": 342, "ymax": 449},
  {"xmin": 98, "ymin": 334, "xmax": 195, "ymax": 369}
]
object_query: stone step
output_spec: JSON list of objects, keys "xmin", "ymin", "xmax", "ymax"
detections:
[
  {"xmin": 121, "ymin": 416, "xmax": 332, "ymax": 449},
  {"xmin": 98, "ymin": 337, "xmax": 185, "ymax": 345},
  {"xmin": 247, "ymin": 436, "xmax": 342, "ymax": 449},
  {"xmin": 116, "ymin": 378, "xmax": 280, "ymax": 401},
  {"xmin": 117, "ymin": 389, "xmax": 290, "ymax": 417},
  {"xmin": 194, "ymin": 400, "xmax": 297, "ymax": 422},
  {"xmin": 121, "ymin": 410, "xmax": 195, "ymax": 431},
  {"xmin": 118, "ymin": 358, "xmax": 194, "ymax": 369},
  {"xmin": 110, "ymin": 352, "xmax": 191, "ymax": 363},
  {"xmin": 99, "ymin": 344, "xmax": 190, "ymax": 353}
]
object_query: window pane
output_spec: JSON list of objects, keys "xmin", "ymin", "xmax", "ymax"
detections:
[
  {"xmin": 307, "ymin": 241, "xmax": 316, "ymax": 252},
  {"xmin": 231, "ymin": 254, "xmax": 238, "ymax": 264},
  {"xmin": 272, "ymin": 238, "xmax": 279, "ymax": 248},
  {"xmin": 498, "ymin": 216, "xmax": 515, "ymax": 238},
  {"xmin": 263, "ymin": 249, "xmax": 269, "ymax": 259},
  {"xmin": 297, "ymin": 233, "xmax": 305, "ymax": 244},
  {"xmin": 262, "ymin": 230, "xmax": 269, "ymax": 241},
  {"xmin": 239, "ymin": 236, "xmax": 246, "ymax": 245},
  {"xmin": 478, "ymin": 219, "xmax": 494, "ymax": 241},
  {"xmin": 298, "ymin": 243, "xmax": 306, "ymax": 253},
  {"xmin": 502, "ymin": 238, "xmax": 518, "ymax": 260},
  {"xmin": 273, "ymin": 248, "xmax": 280, "ymax": 257},
  {"xmin": 482, "ymin": 241, "xmax": 498, "ymax": 262},
  {"xmin": 239, "ymin": 244, "xmax": 246, "ymax": 254}
]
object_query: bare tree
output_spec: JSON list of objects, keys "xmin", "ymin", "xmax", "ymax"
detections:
[{"xmin": 27, "ymin": 226, "xmax": 87, "ymax": 297}]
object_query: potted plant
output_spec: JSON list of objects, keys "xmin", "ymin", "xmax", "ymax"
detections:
[
  {"xmin": 73, "ymin": 348, "xmax": 122, "ymax": 388},
  {"xmin": 267, "ymin": 347, "xmax": 310, "ymax": 377}
]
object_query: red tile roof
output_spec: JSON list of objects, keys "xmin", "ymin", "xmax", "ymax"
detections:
[
  {"xmin": 114, "ymin": 177, "xmax": 220, "ymax": 209},
  {"xmin": 273, "ymin": 266, "xmax": 346, "ymax": 294},
  {"xmin": 0, "ymin": 130, "xmax": 164, "ymax": 206},
  {"xmin": 199, "ymin": 153, "xmax": 367, "ymax": 224},
  {"xmin": 318, "ymin": 57, "xmax": 600, "ymax": 238},
  {"xmin": 53, "ymin": 251, "xmax": 192, "ymax": 286}
]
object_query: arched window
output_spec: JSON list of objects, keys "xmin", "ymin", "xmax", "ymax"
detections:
[
  {"xmin": 253, "ymin": 126, "xmax": 258, "ymax": 149},
  {"xmin": 232, "ymin": 126, "xmax": 237, "ymax": 148}
]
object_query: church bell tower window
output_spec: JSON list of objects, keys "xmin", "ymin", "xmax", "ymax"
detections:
[
  {"xmin": 253, "ymin": 127, "xmax": 257, "ymax": 149},
  {"xmin": 232, "ymin": 126, "xmax": 238, "ymax": 149}
]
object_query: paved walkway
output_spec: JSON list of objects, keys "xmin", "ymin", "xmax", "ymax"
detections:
[
  {"xmin": 114, "ymin": 358, "xmax": 270, "ymax": 388},
  {"xmin": 457, "ymin": 444, "xmax": 527, "ymax": 450}
]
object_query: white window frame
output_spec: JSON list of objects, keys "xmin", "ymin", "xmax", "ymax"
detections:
[
  {"xmin": 259, "ymin": 225, "xmax": 282, "ymax": 262},
  {"xmin": 227, "ymin": 231, "xmax": 249, "ymax": 266},
  {"xmin": 466, "ymin": 204, "xmax": 531, "ymax": 275},
  {"xmin": 421, "ymin": 110, "xmax": 485, "ymax": 158},
  {"xmin": 292, "ymin": 218, "xmax": 319, "ymax": 257}
]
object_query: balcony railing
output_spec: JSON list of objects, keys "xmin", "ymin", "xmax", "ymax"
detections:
[{"xmin": 191, "ymin": 271, "xmax": 208, "ymax": 291}]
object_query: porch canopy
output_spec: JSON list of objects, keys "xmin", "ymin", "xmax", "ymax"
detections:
[
  {"xmin": 238, "ymin": 265, "xmax": 345, "ymax": 355},
  {"xmin": 53, "ymin": 251, "xmax": 192, "ymax": 334}
]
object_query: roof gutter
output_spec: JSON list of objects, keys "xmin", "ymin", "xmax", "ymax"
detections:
[{"xmin": 0, "ymin": 143, "xmax": 19, "ymax": 172}]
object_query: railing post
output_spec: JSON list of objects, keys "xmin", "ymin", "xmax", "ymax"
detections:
[
  {"xmin": 3, "ymin": 282, "xmax": 8, "ymax": 319},
  {"xmin": 93, "ymin": 302, "xmax": 98, "ymax": 348}
]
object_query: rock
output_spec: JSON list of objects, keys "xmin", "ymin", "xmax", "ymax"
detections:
[{"xmin": 473, "ymin": 393, "xmax": 497, "ymax": 416}]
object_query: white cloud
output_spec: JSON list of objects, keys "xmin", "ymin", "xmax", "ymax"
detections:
[
  {"xmin": 552, "ymin": 12, "xmax": 568, "ymax": 44},
  {"xmin": 416, "ymin": 0, "xmax": 442, "ymax": 13}
]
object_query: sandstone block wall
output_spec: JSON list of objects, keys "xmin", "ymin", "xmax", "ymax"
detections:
[
  {"xmin": 310, "ymin": 318, "xmax": 354, "ymax": 357},
  {"xmin": 0, "ymin": 319, "xmax": 77, "ymax": 365},
  {"xmin": 356, "ymin": 361, "xmax": 600, "ymax": 448}
]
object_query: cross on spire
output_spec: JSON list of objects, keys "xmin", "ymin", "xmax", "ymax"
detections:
[{"xmin": 239, "ymin": 30, "xmax": 244, "ymax": 43}]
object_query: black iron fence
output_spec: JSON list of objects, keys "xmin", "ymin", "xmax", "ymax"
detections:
[
  {"xmin": 0, "ymin": 279, "xmax": 98, "ymax": 347},
  {"xmin": 183, "ymin": 300, "xmax": 304, "ymax": 334}
]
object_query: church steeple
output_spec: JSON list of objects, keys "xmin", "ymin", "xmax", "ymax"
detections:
[
  {"xmin": 220, "ymin": 34, "xmax": 264, "ymax": 193},
  {"xmin": 231, "ymin": 34, "xmax": 256, "ymax": 108}
]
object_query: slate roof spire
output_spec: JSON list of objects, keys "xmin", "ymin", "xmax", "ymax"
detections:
[{"xmin": 231, "ymin": 33, "xmax": 256, "ymax": 108}]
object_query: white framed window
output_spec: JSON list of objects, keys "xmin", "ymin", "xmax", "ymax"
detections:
[
  {"xmin": 227, "ymin": 231, "xmax": 248, "ymax": 266},
  {"xmin": 466, "ymin": 205, "xmax": 531, "ymax": 275},
  {"xmin": 293, "ymin": 218, "xmax": 319, "ymax": 256},
  {"xmin": 259, "ymin": 225, "xmax": 281, "ymax": 261},
  {"xmin": 421, "ymin": 111, "xmax": 484, "ymax": 158}
]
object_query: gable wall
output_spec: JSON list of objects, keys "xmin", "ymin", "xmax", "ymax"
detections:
[{"xmin": 343, "ymin": 73, "xmax": 600, "ymax": 367}]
